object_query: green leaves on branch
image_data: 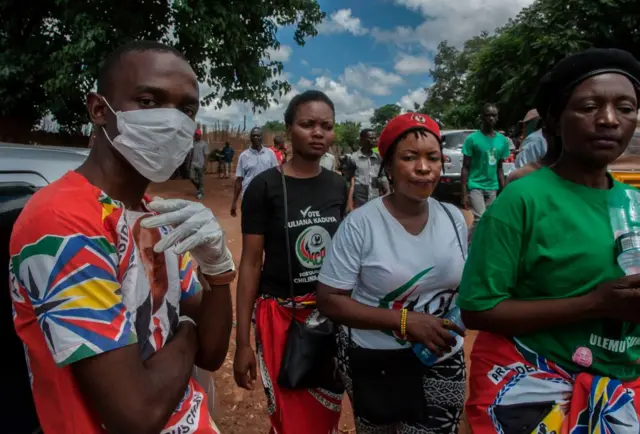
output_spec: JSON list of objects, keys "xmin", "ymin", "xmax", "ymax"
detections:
[
  {"xmin": 421, "ymin": 0, "xmax": 640, "ymax": 129},
  {"xmin": 0, "ymin": 0, "xmax": 325, "ymax": 133},
  {"xmin": 370, "ymin": 104, "xmax": 401, "ymax": 135},
  {"xmin": 334, "ymin": 121, "xmax": 361, "ymax": 151},
  {"xmin": 262, "ymin": 120, "xmax": 287, "ymax": 133}
]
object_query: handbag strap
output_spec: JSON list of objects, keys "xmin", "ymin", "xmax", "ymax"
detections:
[
  {"xmin": 439, "ymin": 202, "xmax": 466, "ymax": 260},
  {"xmin": 280, "ymin": 166, "xmax": 297, "ymax": 309}
]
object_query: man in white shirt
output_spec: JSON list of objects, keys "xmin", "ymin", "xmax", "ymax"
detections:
[
  {"xmin": 230, "ymin": 127, "xmax": 278, "ymax": 217},
  {"xmin": 320, "ymin": 152, "xmax": 336, "ymax": 171}
]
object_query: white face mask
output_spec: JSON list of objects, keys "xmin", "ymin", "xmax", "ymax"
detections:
[{"xmin": 101, "ymin": 98, "xmax": 196, "ymax": 182}]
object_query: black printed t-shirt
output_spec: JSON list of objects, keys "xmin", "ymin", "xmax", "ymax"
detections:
[{"xmin": 242, "ymin": 167, "xmax": 348, "ymax": 298}]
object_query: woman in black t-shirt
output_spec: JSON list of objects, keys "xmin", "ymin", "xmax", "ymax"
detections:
[{"xmin": 234, "ymin": 90, "xmax": 348, "ymax": 433}]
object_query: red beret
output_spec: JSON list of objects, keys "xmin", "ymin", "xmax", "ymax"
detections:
[
  {"xmin": 377, "ymin": 113, "xmax": 441, "ymax": 159},
  {"xmin": 195, "ymin": 128, "xmax": 202, "ymax": 136}
]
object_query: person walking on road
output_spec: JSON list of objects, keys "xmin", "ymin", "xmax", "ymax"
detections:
[
  {"xmin": 461, "ymin": 103, "xmax": 511, "ymax": 228},
  {"xmin": 346, "ymin": 129, "xmax": 390, "ymax": 210},
  {"xmin": 507, "ymin": 123, "xmax": 561, "ymax": 184},
  {"xmin": 271, "ymin": 135, "xmax": 286, "ymax": 165},
  {"xmin": 459, "ymin": 48, "xmax": 640, "ymax": 433},
  {"xmin": 320, "ymin": 150, "xmax": 336, "ymax": 171},
  {"xmin": 515, "ymin": 112, "xmax": 548, "ymax": 169},
  {"xmin": 9, "ymin": 40, "xmax": 234, "ymax": 434},
  {"xmin": 221, "ymin": 141, "xmax": 235, "ymax": 179},
  {"xmin": 318, "ymin": 113, "xmax": 468, "ymax": 433},
  {"xmin": 191, "ymin": 128, "xmax": 208, "ymax": 199},
  {"xmin": 234, "ymin": 90, "xmax": 347, "ymax": 434},
  {"xmin": 230, "ymin": 126, "xmax": 278, "ymax": 217}
]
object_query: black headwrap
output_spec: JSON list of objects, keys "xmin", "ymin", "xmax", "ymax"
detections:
[{"xmin": 535, "ymin": 48, "xmax": 640, "ymax": 120}]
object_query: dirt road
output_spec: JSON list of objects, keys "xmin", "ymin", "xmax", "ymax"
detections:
[{"xmin": 149, "ymin": 175, "xmax": 475, "ymax": 434}]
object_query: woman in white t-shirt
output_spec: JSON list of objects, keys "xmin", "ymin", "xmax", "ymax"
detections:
[{"xmin": 318, "ymin": 113, "xmax": 468, "ymax": 433}]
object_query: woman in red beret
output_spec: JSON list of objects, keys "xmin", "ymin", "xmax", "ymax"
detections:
[{"xmin": 317, "ymin": 113, "xmax": 468, "ymax": 433}]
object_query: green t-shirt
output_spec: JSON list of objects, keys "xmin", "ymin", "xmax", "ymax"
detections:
[
  {"xmin": 458, "ymin": 167, "xmax": 640, "ymax": 380},
  {"xmin": 462, "ymin": 131, "xmax": 511, "ymax": 191}
]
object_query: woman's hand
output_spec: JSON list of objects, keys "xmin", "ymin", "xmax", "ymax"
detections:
[
  {"xmin": 591, "ymin": 274, "xmax": 640, "ymax": 322},
  {"xmin": 233, "ymin": 345, "xmax": 257, "ymax": 390},
  {"xmin": 405, "ymin": 311, "xmax": 465, "ymax": 357}
]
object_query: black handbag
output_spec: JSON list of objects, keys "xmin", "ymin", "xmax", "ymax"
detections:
[
  {"xmin": 276, "ymin": 166, "xmax": 339, "ymax": 390},
  {"xmin": 348, "ymin": 341, "xmax": 429, "ymax": 425}
]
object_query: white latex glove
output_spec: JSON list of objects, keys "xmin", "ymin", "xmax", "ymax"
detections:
[{"xmin": 140, "ymin": 197, "xmax": 234, "ymax": 276}]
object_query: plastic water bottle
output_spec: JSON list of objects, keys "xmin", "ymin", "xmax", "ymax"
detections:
[
  {"xmin": 412, "ymin": 307, "xmax": 465, "ymax": 366},
  {"xmin": 608, "ymin": 188, "xmax": 640, "ymax": 275}
]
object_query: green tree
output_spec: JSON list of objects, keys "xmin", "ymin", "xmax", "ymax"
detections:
[
  {"xmin": 370, "ymin": 104, "xmax": 401, "ymax": 135},
  {"xmin": 334, "ymin": 121, "xmax": 361, "ymax": 151},
  {"xmin": 420, "ymin": 32, "xmax": 492, "ymax": 128},
  {"xmin": 0, "ymin": 0, "xmax": 324, "ymax": 134},
  {"xmin": 466, "ymin": 0, "xmax": 640, "ymax": 127},
  {"xmin": 262, "ymin": 120, "xmax": 286, "ymax": 133}
]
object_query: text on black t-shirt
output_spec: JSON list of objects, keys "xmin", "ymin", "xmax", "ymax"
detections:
[{"xmin": 241, "ymin": 167, "xmax": 349, "ymax": 298}]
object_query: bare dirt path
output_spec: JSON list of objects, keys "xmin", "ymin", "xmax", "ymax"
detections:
[{"xmin": 149, "ymin": 175, "xmax": 475, "ymax": 434}]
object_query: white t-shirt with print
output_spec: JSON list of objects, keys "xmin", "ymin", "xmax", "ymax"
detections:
[{"xmin": 318, "ymin": 197, "xmax": 468, "ymax": 356}]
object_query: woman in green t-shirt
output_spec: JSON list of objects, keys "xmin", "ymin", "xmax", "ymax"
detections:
[{"xmin": 458, "ymin": 48, "xmax": 640, "ymax": 432}]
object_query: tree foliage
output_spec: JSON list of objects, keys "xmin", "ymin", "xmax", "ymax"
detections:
[
  {"xmin": 467, "ymin": 0, "xmax": 640, "ymax": 127},
  {"xmin": 0, "ymin": 0, "xmax": 324, "ymax": 133},
  {"xmin": 420, "ymin": 33, "xmax": 492, "ymax": 128},
  {"xmin": 370, "ymin": 104, "xmax": 401, "ymax": 135},
  {"xmin": 262, "ymin": 120, "xmax": 286, "ymax": 133},
  {"xmin": 422, "ymin": 0, "xmax": 640, "ymax": 130},
  {"xmin": 334, "ymin": 121, "xmax": 361, "ymax": 151}
]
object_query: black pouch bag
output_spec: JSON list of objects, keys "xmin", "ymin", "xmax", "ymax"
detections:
[
  {"xmin": 278, "ymin": 313, "xmax": 338, "ymax": 389},
  {"xmin": 348, "ymin": 343, "xmax": 428, "ymax": 425},
  {"xmin": 276, "ymin": 166, "xmax": 341, "ymax": 391}
]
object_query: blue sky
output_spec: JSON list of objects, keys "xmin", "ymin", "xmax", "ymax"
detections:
[{"xmin": 198, "ymin": 0, "xmax": 534, "ymax": 128}]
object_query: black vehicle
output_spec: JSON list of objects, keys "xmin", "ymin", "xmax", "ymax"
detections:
[{"xmin": 1, "ymin": 182, "xmax": 41, "ymax": 433}]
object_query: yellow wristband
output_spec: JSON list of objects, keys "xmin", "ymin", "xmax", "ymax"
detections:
[{"xmin": 400, "ymin": 308, "xmax": 408, "ymax": 338}]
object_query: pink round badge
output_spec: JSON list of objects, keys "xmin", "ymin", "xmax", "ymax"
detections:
[{"xmin": 572, "ymin": 347, "xmax": 593, "ymax": 368}]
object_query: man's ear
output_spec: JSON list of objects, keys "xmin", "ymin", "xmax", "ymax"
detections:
[{"xmin": 87, "ymin": 92, "xmax": 109, "ymax": 127}]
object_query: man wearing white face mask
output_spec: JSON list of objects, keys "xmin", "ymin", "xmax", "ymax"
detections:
[{"xmin": 9, "ymin": 41, "xmax": 233, "ymax": 434}]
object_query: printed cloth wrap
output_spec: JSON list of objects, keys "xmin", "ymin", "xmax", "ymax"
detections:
[{"xmin": 467, "ymin": 332, "xmax": 640, "ymax": 434}]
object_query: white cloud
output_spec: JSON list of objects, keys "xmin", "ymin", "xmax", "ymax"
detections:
[
  {"xmin": 301, "ymin": 59, "xmax": 309, "ymax": 66},
  {"xmin": 398, "ymin": 88, "xmax": 429, "ymax": 111},
  {"xmin": 197, "ymin": 100, "xmax": 250, "ymax": 128},
  {"xmin": 310, "ymin": 67, "xmax": 332, "ymax": 76},
  {"xmin": 373, "ymin": 0, "xmax": 534, "ymax": 49},
  {"xmin": 265, "ymin": 45, "xmax": 292, "ymax": 62},
  {"xmin": 195, "ymin": 67, "xmax": 379, "ymax": 129},
  {"xmin": 318, "ymin": 9, "xmax": 368, "ymax": 36},
  {"xmin": 297, "ymin": 77, "xmax": 313, "ymax": 87},
  {"xmin": 250, "ymin": 75, "xmax": 376, "ymax": 126},
  {"xmin": 394, "ymin": 54, "xmax": 432, "ymax": 75},
  {"xmin": 342, "ymin": 64, "xmax": 404, "ymax": 96}
]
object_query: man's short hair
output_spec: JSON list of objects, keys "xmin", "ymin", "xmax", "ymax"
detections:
[
  {"xmin": 482, "ymin": 102, "xmax": 498, "ymax": 113},
  {"xmin": 360, "ymin": 128, "xmax": 373, "ymax": 139},
  {"xmin": 274, "ymin": 135, "xmax": 285, "ymax": 145},
  {"xmin": 97, "ymin": 40, "xmax": 189, "ymax": 97}
]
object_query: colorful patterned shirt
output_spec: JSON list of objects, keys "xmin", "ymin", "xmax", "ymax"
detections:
[{"xmin": 9, "ymin": 171, "xmax": 219, "ymax": 433}]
